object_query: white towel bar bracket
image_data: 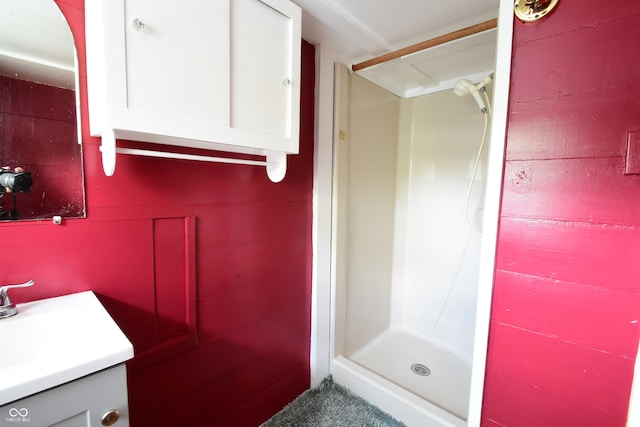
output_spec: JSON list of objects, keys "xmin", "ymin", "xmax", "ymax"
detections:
[{"xmin": 99, "ymin": 130, "xmax": 287, "ymax": 183}]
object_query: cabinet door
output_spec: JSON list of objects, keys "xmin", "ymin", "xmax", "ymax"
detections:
[
  {"xmin": 1, "ymin": 365, "xmax": 129, "ymax": 427},
  {"xmin": 230, "ymin": 0, "xmax": 301, "ymax": 153},
  {"xmin": 121, "ymin": 0, "xmax": 230, "ymax": 128}
]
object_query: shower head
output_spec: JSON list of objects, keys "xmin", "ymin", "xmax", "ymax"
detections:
[{"xmin": 454, "ymin": 74, "xmax": 493, "ymax": 113}]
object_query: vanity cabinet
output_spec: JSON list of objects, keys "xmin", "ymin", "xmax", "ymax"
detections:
[
  {"xmin": 1, "ymin": 365, "xmax": 129, "ymax": 426},
  {"xmin": 85, "ymin": 0, "xmax": 301, "ymax": 181}
]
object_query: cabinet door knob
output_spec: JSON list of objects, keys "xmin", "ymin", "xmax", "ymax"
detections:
[
  {"xmin": 101, "ymin": 409, "xmax": 120, "ymax": 426},
  {"xmin": 282, "ymin": 78, "xmax": 291, "ymax": 87},
  {"xmin": 132, "ymin": 18, "xmax": 145, "ymax": 31}
]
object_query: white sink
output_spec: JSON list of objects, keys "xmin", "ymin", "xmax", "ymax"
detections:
[{"xmin": 0, "ymin": 291, "xmax": 134, "ymax": 405}]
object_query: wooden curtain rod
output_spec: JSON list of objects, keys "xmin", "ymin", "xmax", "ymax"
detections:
[{"xmin": 351, "ymin": 18, "xmax": 498, "ymax": 72}]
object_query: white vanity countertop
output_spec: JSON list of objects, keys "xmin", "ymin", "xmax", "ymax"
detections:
[{"xmin": 0, "ymin": 291, "xmax": 134, "ymax": 405}]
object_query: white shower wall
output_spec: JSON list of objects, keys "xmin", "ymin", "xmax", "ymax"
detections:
[
  {"xmin": 390, "ymin": 91, "xmax": 489, "ymax": 363},
  {"xmin": 340, "ymin": 72, "xmax": 489, "ymax": 364},
  {"xmin": 340, "ymin": 74, "xmax": 400, "ymax": 356}
]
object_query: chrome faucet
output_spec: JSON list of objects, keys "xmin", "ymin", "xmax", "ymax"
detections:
[{"xmin": 0, "ymin": 280, "xmax": 35, "ymax": 319}]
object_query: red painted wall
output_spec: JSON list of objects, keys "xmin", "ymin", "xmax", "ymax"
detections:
[
  {"xmin": 482, "ymin": 2, "xmax": 640, "ymax": 426},
  {"xmin": 3, "ymin": 1, "xmax": 314, "ymax": 426}
]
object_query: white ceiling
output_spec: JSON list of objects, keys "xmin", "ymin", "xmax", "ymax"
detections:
[{"xmin": 292, "ymin": 0, "xmax": 500, "ymax": 97}]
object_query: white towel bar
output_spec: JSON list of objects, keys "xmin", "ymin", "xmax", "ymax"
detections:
[{"xmin": 99, "ymin": 129, "xmax": 287, "ymax": 182}]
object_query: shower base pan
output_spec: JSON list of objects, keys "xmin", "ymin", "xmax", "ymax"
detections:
[{"xmin": 348, "ymin": 330, "xmax": 471, "ymax": 421}]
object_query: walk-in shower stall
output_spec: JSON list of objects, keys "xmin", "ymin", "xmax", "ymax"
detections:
[{"xmin": 329, "ymin": 11, "xmax": 511, "ymax": 425}]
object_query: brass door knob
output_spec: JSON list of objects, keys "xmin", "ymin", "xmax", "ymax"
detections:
[
  {"xmin": 514, "ymin": 0, "xmax": 559, "ymax": 22},
  {"xmin": 101, "ymin": 409, "xmax": 120, "ymax": 426}
]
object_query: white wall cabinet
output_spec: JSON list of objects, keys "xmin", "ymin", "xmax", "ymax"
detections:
[
  {"xmin": 85, "ymin": 0, "xmax": 301, "ymax": 182},
  {"xmin": 0, "ymin": 365, "xmax": 129, "ymax": 427}
]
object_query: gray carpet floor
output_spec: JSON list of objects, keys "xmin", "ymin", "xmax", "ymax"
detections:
[{"xmin": 262, "ymin": 376, "xmax": 407, "ymax": 427}]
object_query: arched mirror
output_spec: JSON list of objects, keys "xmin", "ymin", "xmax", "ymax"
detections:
[{"xmin": 0, "ymin": 0, "xmax": 85, "ymax": 221}]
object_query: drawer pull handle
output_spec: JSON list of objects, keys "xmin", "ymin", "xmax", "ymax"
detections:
[{"xmin": 101, "ymin": 409, "xmax": 120, "ymax": 426}]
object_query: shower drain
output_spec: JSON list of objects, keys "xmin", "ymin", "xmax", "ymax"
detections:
[{"xmin": 410, "ymin": 363, "xmax": 431, "ymax": 376}]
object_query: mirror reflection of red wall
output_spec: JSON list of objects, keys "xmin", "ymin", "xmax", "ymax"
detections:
[{"xmin": 0, "ymin": 75, "xmax": 84, "ymax": 220}]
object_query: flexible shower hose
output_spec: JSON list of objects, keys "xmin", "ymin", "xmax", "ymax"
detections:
[{"xmin": 463, "ymin": 89, "xmax": 492, "ymax": 235}]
